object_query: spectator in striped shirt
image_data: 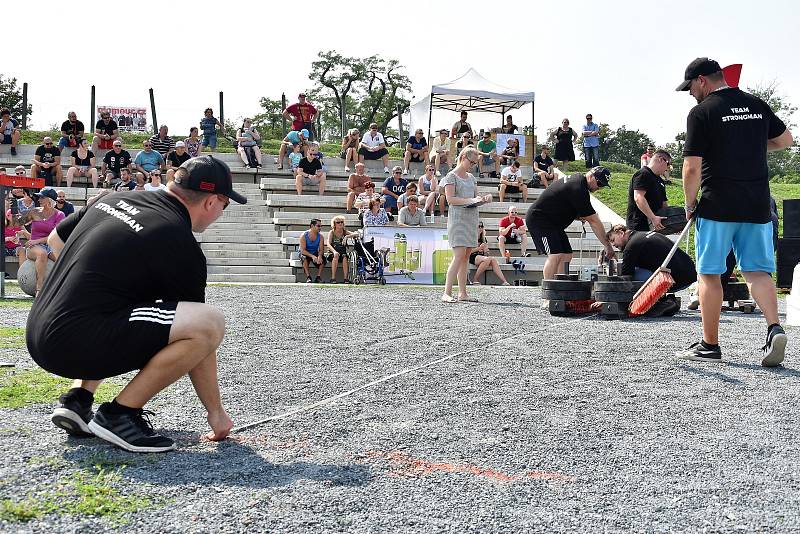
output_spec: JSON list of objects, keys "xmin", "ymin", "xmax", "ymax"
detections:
[{"xmin": 148, "ymin": 125, "xmax": 175, "ymax": 159}]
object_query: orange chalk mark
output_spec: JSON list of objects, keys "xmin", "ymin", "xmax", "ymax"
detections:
[{"xmin": 366, "ymin": 451, "xmax": 575, "ymax": 483}]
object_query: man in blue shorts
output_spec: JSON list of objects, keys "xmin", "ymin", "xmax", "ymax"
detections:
[{"xmin": 675, "ymin": 57, "xmax": 794, "ymax": 366}]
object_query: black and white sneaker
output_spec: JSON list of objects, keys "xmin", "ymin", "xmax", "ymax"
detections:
[
  {"xmin": 88, "ymin": 403, "xmax": 176, "ymax": 453},
  {"xmin": 51, "ymin": 393, "xmax": 94, "ymax": 437},
  {"xmin": 676, "ymin": 341, "xmax": 722, "ymax": 362},
  {"xmin": 762, "ymin": 325, "xmax": 788, "ymax": 367}
]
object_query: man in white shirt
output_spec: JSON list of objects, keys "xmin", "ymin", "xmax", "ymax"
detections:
[
  {"xmin": 358, "ymin": 123, "xmax": 390, "ymax": 173},
  {"xmin": 498, "ymin": 161, "xmax": 528, "ymax": 202},
  {"xmin": 144, "ymin": 170, "xmax": 167, "ymax": 191}
]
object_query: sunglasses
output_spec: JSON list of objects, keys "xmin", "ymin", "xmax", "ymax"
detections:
[
  {"xmin": 44, "ymin": 142, "xmax": 53, "ymax": 145},
  {"xmin": 15, "ymin": 171, "xmax": 25, "ymax": 175},
  {"xmin": 394, "ymin": 171, "xmax": 402, "ymax": 174},
  {"xmin": 335, "ymin": 221, "xmax": 344, "ymax": 224},
  {"xmin": 143, "ymin": 144, "xmax": 152, "ymax": 147},
  {"xmin": 217, "ymin": 195, "xmax": 230, "ymax": 210}
]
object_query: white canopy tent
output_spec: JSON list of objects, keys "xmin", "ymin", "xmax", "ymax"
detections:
[{"xmin": 410, "ymin": 68, "xmax": 535, "ymax": 140}]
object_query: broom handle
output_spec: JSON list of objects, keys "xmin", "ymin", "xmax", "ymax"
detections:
[{"xmin": 659, "ymin": 218, "xmax": 695, "ymax": 270}]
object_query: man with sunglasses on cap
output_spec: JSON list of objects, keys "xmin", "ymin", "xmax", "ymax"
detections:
[
  {"xmin": 525, "ymin": 166, "xmax": 616, "ymax": 287},
  {"xmin": 27, "ymin": 155, "xmax": 246, "ymax": 453},
  {"xmin": 674, "ymin": 57, "xmax": 794, "ymax": 366},
  {"xmin": 31, "ymin": 136, "xmax": 63, "ymax": 187},
  {"xmin": 101, "ymin": 140, "xmax": 132, "ymax": 187},
  {"xmin": 283, "ymin": 93, "xmax": 317, "ymax": 141},
  {"xmin": 92, "ymin": 111, "xmax": 119, "ymax": 152}
]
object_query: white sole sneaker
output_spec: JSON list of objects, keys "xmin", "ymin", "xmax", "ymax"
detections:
[
  {"xmin": 762, "ymin": 332, "xmax": 787, "ymax": 367},
  {"xmin": 51, "ymin": 408, "xmax": 93, "ymax": 436},
  {"xmin": 88, "ymin": 420, "xmax": 177, "ymax": 453}
]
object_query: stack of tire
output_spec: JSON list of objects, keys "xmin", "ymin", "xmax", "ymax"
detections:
[
  {"xmin": 542, "ymin": 274, "xmax": 592, "ymax": 316},
  {"xmin": 592, "ymin": 275, "xmax": 644, "ymax": 319}
]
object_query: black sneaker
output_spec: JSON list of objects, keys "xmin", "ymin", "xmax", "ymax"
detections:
[
  {"xmin": 676, "ymin": 341, "xmax": 722, "ymax": 362},
  {"xmin": 51, "ymin": 393, "xmax": 94, "ymax": 437},
  {"xmin": 10, "ymin": 147, "xmax": 17, "ymax": 156},
  {"xmin": 762, "ymin": 325, "xmax": 787, "ymax": 367},
  {"xmin": 88, "ymin": 403, "xmax": 176, "ymax": 453},
  {"xmin": 645, "ymin": 298, "xmax": 676, "ymax": 317}
]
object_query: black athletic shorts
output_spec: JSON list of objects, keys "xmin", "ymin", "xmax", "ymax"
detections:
[
  {"xmin": 501, "ymin": 233, "xmax": 522, "ymax": 244},
  {"xmin": 468, "ymin": 251, "xmax": 483, "ymax": 265},
  {"xmin": 530, "ymin": 225, "xmax": 572, "ymax": 255},
  {"xmin": 499, "ymin": 184, "xmax": 520, "ymax": 194},
  {"xmin": 28, "ymin": 301, "xmax": 178, "ymax": 380},
  {"xmin": 302, "ymin": 254, "xmax": 327, "ymax": 266}
]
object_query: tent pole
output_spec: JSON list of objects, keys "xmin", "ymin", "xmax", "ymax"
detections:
[
  {"xmin": 426, "ymin": 93, "xmax": 434, "ymax": 141},
  {"xmin": 500, "ymin": 106, "xmax": 505, "ymax": 131},
  {"xmin": 531, "ymin": 102, "xmax": 535, "ymax": 150}
]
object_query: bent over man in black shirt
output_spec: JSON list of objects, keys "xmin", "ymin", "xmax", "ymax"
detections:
[
  {"xmin": 525, "ymin": 167, "xmax": 616, "ymax": 280},
  {"xmin": 26, "ymin": 156, "xmax": 247, "ymax": 453}
]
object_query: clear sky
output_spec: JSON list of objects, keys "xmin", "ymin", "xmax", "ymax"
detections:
[{"xmin": 5, "ymin": 0, "xmax": 798, "ymax": 146}]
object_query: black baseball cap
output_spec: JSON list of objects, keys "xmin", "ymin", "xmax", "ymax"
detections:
[
  {"xmin": 174, "ymin": 155, "xmax": 247, "ymax": 204},
  {"xmin": 591, "ymin": 166, "xmax": 611, "ymax": 188},
  {"xmin": 675, "ymin": 57, "xmax": 722, "ymax": 91},
  {"xmin": 34, "ymin": 187, "xmax": 58, "ymax": 202}
]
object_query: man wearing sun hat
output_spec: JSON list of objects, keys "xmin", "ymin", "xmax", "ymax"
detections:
[
  {"xmin": 674, "ymin": 57, "xmax": 794, "ymax": 366},
  {"xmin": 27, "ymin": 155, "xmax": 246, "ymax": 453}
]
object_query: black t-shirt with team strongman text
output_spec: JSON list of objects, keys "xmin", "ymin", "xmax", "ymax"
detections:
[
  {"xmin": 27, "ymin": 191, "xmax": 207, "ymax": 339},
  {"xmin": 626, "ymin": 166, "xmax": 665, "ymax": 231},
  {"xmin": 526, "ymin": 172, "xmax": 595, "ymax": 230},
  {"xmin": 683, "ymin": 87, "xmax": 786, "ymax": 223},
  {"xmin": 620, "ymin": 230, "xmax": 696, "ymax": 290}
]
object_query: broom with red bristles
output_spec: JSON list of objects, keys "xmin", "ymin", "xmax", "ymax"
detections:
[{"xmin": 628, "ymin": 216, "xmax": 695, "ymax": 316}]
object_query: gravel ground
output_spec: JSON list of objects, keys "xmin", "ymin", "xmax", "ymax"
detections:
[{"xmin": 1, "ymin": 284, "xmax": 799, "ymax": 533}]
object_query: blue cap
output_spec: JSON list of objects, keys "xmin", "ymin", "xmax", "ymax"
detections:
[{"xmin": 300, "ymin": 129, "xmax": 310, "ymax": 138}]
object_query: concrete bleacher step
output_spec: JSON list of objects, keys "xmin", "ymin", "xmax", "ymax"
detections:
[
  {"xmin": 198, "ymin": 235, "xmax": 282, "ymax": 246},
  {"xmin": 200, "ymin": 242, "xmax": 286, "ymax": 252},
  {"xmin": 207, "ymin": 257, "xmax": 289, "ymax": 267},
  {"xmin": 265, "ymin": 194, "xmax": 535, "ymax": 215},
  {"xmin": 203, "ymin": 248, "xmax": 287, "ymax": 259},
  {"xmin": 207, "ymin": 265, "xmax": 293, "ymax": 275},
  {"xmin": 207, "ymin": 223, "xmax": 277, "ymax": 234},
  {"xmin": 207, "ymin": 273, "xmax": 296, "ymax": 284}
]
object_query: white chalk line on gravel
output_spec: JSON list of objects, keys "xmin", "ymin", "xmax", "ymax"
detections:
[{"xmin": 232, "ymin": 312, "xmax": 600, "ymax": 433}]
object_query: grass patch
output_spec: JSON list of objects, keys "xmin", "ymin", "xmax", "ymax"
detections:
[
  {"xmin": 0, "ymin": 327, "xmax": 25, "ymax": 349},
  {"xmin": 0, "ymin": 368, "xmax": 122, "ymax": 409},
  {"xmin": 0, "ymin": 298, "xmax": 32, "ymax": 309},
  {"xmin": 0, "ymin": 467, "xmax": 152, "ymax": 523}
]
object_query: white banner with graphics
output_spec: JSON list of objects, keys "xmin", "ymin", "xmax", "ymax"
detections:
[
  {"xmin": 363, "ymin": 226, "xmax": 453, "ymax": 285},
  {"xmin": 495, "ymin": 133, "xmax": 526, "ymax": 157},
  {"xmin": 97, "ymin": 105, "xmax": 148, "ymax": 132}
]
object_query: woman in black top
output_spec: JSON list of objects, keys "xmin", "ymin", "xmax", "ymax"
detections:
[
  {"xmin": 499, "ymin": 138, "xmax": 520, "ymax": 165},
  {"xmin": 469, "ymin": 221, "xmax": 510, "ymax": 286},
  {"xmin": 501, "ymin": 115, "xmax": 518, "ymax": 134},
  {"xmin": 551, "ymin": 118, "xmax": 578, "ymax": 169},
  {"xmin": 66, "ymin": 139, "xmax": 99, "ymax": 188}
]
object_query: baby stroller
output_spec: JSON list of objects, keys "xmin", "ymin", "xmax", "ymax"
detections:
[{"xmin": 348, "ymin": 230, "xmax": 415, "ymax": 285}]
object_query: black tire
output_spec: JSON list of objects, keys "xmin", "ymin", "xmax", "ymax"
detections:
[
  {"xmin": 593, "ymin": 280, "xmax": 643, "ymax": 293},
  {"xmin": 593, "ymin": 291, "xmax": 635, "ymax": 303},
  {"xmin": 723, "ymin": 282, "xmax": 750, "ymax": 302},
  {"xmin": 541, "ymin": 280, "xmax": 592, "ymax": 291},
  {"xmin": 553, "ymin": 274, "xmax": 579, "ymax": 281},
  {"xmin": 379, "ymin": 277, "xmax": 387, "ymax": 285},
  {"xmin": 542, "ymin": 289, "xmax": 592, "ymax": 301}
]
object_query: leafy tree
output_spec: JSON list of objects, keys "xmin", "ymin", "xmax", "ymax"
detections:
[
  {"xmin": 0, "ymin": 75, "xmax": 32, "ymax": 122},
  {"xmin": 252, "ymin": 97, "xmax": 285, "ymax": 139},
  {"xmin": 305, "ymin": 50, "xmax": 412, "ymax": 140},
  {"xmin": 601, "ymin": 125, "xmax": 654, "ymax": 168},
  {"xmin": 747, "ymin": 82, "xmax": 799, "ymax": 179}
]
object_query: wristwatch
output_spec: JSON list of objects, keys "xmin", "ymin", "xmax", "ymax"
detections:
[{"xmin": 685, "ymin": 202, "xmax": 697, "ymax": 214}]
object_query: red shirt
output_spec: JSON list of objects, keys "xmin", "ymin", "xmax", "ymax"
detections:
[
  {"xmin": 286, "ymin": 102, "xmax": 317, "ymax": 131},
  {"xmin": 499, "ymin": 216, "xmax": 524, "ymax": 231},
  {"xmin": 4, "ymin": 224, "xmax": 21, "ymax": 250}
]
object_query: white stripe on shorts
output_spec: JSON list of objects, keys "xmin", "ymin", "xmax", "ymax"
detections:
[
  {"xmin": 542, "ymin": 236, "xmax": 550, "ymax": 255},
  {"xmin": 129, "ymin": 306, "xmax": 176, "ymax": 324}
]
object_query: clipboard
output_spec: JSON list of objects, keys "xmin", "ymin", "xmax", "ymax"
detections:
[{"xmin": 464, "ymin": 199, "xmax": 490, "ymax": 209}]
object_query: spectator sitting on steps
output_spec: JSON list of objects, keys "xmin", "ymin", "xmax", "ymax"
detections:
[
  {"xmin": 299, "ymin": 218, "xmax": 326, "ymax": 283},
  {"xmin": 295, "ymin": 149, "xmax": 326, "ymax": 195},
  {"xmin": 166, "ymin": 141, "xmax": 191, "ymax": 183},
  {"xmin": 101, "ymin": 140, "xmax": 132, "ymax": 186},
  {"xmin": 134, "ymin": 140, "xmax": 165, "ymax": 185},
  {"xmin": 477, "ymin": 131, "xmax": 499, "ymax": 178},
  {"xmin": 419, "ymin": 164, "xmax": 445, "ymax": 216},
  {"xmin": 354, "ymin": 182, "xmax": 384, "ymax": 213},
  {"xmin": 382, "ymin": 166, "xmax": 408, "ymax": 215},
  {"xmin": 149, "ymin": 125, "xmax": 175, "ymax": 159},
  {"xmin": 58, "ymin": 111, "xmax": 85, "ymax": 150},
  {"xmin": 470, "ymin": 221, "xmax": 510, "ymax": 286},
  {"xmin": 347, "ymin": 162, "xmax": 371, "ymax": 212},
  {"xmin": 19, "ymin": 187, "xmax": 65, "ymax": 296},
  {"xmin": 92, "ymin": 111, "xmax": 119, "ymax": 151},
  {"xmin": 362, "ymin": 198, "xmax": 390, "ymax": 227},
  {"xmin": 533, "ymin": 146, "xmax": 555, "ymax": 188},
  {"xmin": 55, "ymin": 190, "xmax": 75, "ymax": 216},
  {"xmin": 4, "ymin": 208, "xmax": 27, "ymax": 267},
  {"xmin": 498, "ymin": 161, "xmax": 528, "ymax": 202},
  {"xmin": 31, "ymin": 137, "xmax": 63, "ymax": 187},
  {"xmin": 358, "ymin": 123, "xmax": 391, "ymax": 174},
  {"xmin": 144, "ymin": 170, "xmax": 167, "ymax": 191},
  {"xmin": 341, "ymin": 128, "xmax": 360, "ymax": 172},
  {"xmin": 236, "ymin": 118, "xmax": 262, "ymax": 169},
  {"xmin": 498, "ymin": 206, "xmax": 529, "ymax": 262},
  {"xmin": 403, "ymin": 129, "xmax": 429, "ymax": 175},
  {"xmin": 185, "ymin": 127, "xmax": 202, "ymax": 158},
  {"xmin": 397, "ymin": 182, "xmax": 422, "ymax": 211},
  {"xmin": 398, "ymin": 195, "xmax": 428, "ymax": 227},
  {"xmin": 66, "ymin": 138, "xmax": 99, "ymax": 188},
  {"xmin": 277, "ymin": 129, "xmax": 309, "ymax": 170},
  {"xmin": 113, "ymin": 168, "xmax": 136, "ymax": 191},
  {"xmin": 1, "ymin": 108, "xmax": 21, "ymax": 155},
  {"xmin": 430, "ymin": 128, "xmax": 451, "ymax": 176},
  {"xmin": 326, "ymin": 215, "xmax": 355, "ymax": 284}
]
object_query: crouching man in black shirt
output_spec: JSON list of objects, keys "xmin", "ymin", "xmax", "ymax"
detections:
[
  {"xmin": 607, "ymin": 224, "xmax": 697, "ymax": 316},
  {"xmin": 525, "ymin": 166, "xmax": 616, "ymax": 283},
  {"xmin": 26, "ymin": 156, "xmax": 247, "ymax": 453}
]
